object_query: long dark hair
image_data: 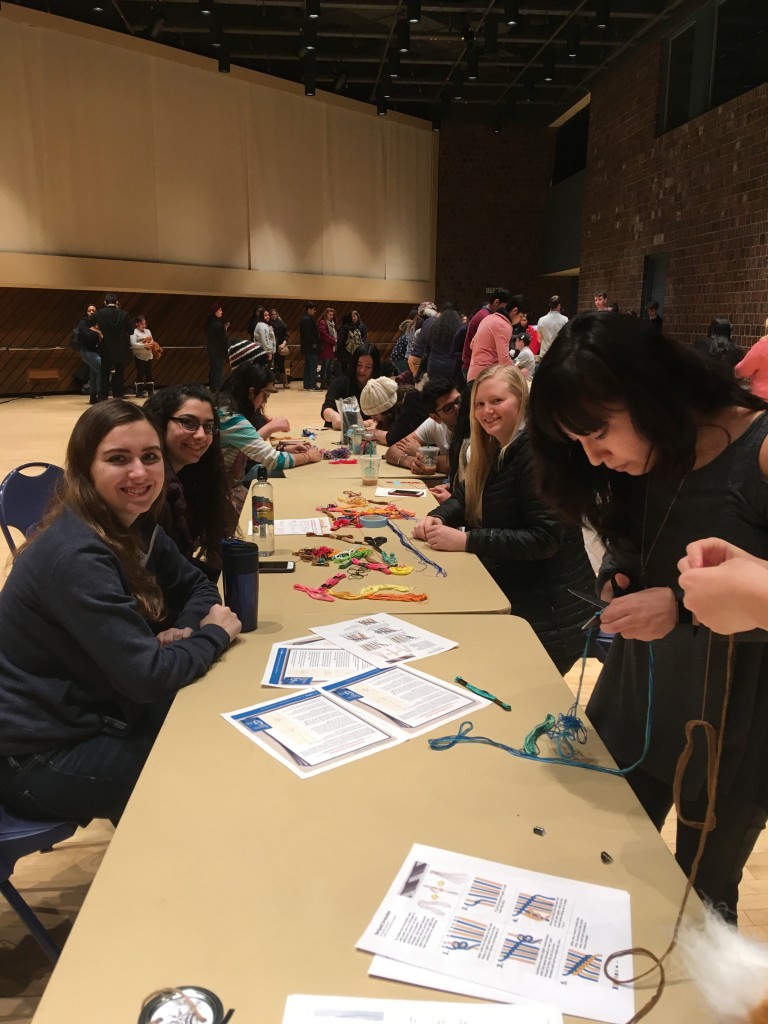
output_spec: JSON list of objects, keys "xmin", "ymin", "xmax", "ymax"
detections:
[
  {"xmin": 348, "ymin": 344, "xmax": 381, "ymax": 382},
  {"xmin": 144, "ymin": 384, "xmax": 237, "ymax": 568},
  {"xmin": 344, "ymin": 344, "xmax": 381, "ymax": 397},
  {"xmin": 527, "ymin": 311, "xmax": 767, "ymax": 545},
  {"xmin": 216, "ymin": 363, "xmax": 274, "ymax": 430},
  {"xmin": 430, "ymin": 307, "xmax": 462, "ymax": 355},
  {"xmin": 23, "ymin": 401, "xmax": 166, "ymax": 620}
]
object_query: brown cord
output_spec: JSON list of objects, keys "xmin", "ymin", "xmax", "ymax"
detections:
[{"xmin": 603, "ymin": 633, "xmax": 735, "ymax": 1023}]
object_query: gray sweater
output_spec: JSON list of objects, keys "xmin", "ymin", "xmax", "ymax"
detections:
[{"xmin": 0, "ymin": 509, "xmax": 230, "ymax": 755}]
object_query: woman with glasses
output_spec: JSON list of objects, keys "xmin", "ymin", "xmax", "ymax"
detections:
[
  {"xmin": 216, "ymin": 363, "xmax": 323, "ymax": 512},
  {"xmin": 412, "ymin": 364, "xmax": 594, "ymax": 674},
  {"xmin": 0, "ymin": 400, "xmax": 241, "ymax": 825},
  {"xmin": 144, "ymin": 384, "xmax": 238, "ymax": 581}
]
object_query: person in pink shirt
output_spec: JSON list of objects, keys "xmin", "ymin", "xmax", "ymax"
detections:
[
  {"xmin": 461, "ymin": 288, "xmax": 511, "ymax": 379},
  {"xmin": 736, "ymin": 319, "xmax": 768, "ymax": 400},
  {"xmin": 467, "ymin": 295, "xmax": 523, "ymax": 383}
]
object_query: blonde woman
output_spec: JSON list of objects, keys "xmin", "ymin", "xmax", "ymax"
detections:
[{"xmin": 413, "ymin": 364, "xmax": 594, "ymax": 673}]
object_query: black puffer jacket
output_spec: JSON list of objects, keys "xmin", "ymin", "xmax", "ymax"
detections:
[{"xmin": 429, "ymin": 431, "xmax": 595, "ymax": 671}]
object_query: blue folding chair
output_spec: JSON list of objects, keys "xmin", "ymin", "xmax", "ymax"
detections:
[
  {"xmin": 0, "ymin": 807, "xmax": 77, "ymax": 962},
  {"xmin": 0, "ymin": 462, "xmax": 63, "ymax": 553}
]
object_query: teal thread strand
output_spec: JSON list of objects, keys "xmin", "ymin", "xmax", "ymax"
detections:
[{"xmin": 428, "ymin": 639, "xmax": 654, "ymax": 778}]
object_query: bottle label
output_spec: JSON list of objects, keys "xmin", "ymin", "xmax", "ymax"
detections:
[{"xmin": 252, "ymin": 494, "xmax": 274, "ymax": 527}]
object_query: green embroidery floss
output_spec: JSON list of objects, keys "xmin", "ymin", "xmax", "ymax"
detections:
[{"xmin": 523, "ymin": 715, "xmax": 556, "ymax": 756}]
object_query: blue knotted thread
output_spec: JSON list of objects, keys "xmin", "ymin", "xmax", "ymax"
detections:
[{"xmin": 429, "ymin": 636, "xmax": 655, "ymax": 777}]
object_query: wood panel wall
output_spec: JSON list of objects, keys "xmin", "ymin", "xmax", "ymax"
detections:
[{"xmin": 0, "ymin": 289, "xmax": 416, "ymax": 395}]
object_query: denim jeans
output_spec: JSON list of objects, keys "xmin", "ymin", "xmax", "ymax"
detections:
[
  {"xmin": 0, "ymin": 702, "xmax": 170, "ymax": 826},
  {"xmin": 319, "ymin": 358, "xmax": 334, "ymax": 386},
  {"xmin": 80, "ymin": 348, "xmax": 101, "ymax": 398},
  {"xmin": 302, "ymin": 352, "xmax": 318, "ymax": 389}
]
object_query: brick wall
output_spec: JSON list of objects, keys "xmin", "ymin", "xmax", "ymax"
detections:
[
  {"xmin": 580, "ymin": 31, "xmax": 768, "ymax": 347},
  {"xmin": 434, "ymin": 117, "xmax": 573, "ymax": 321}
]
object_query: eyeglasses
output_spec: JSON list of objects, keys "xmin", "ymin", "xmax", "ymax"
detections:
[
  {"xmin": 437, "ymin": 398, "xmax": 461, "ymax": 415},
  {"xmin": 169, "ymin": 416, "xmax": 218, "ymax": 436}
]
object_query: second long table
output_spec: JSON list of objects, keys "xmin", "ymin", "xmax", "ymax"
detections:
[{"xmin": 241, "ymin": 474, "xmax": 510, "ymax": 615}]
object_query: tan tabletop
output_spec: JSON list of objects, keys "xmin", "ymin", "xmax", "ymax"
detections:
[
  {"xmin": 32, "ymin": 615, "xmax": 711, "ymax": 1024},
  {"xmin": 277, "ymin": 453, "xmax": 444, "ymax": 481},
  {"xmin": 241, "ymin": 475, "xmax": 510, "ymax": 615}
]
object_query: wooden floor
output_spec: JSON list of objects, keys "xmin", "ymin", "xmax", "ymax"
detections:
[{"xmin": 2, "ymin": 386, "xmax": 768, "ymax": 1022}]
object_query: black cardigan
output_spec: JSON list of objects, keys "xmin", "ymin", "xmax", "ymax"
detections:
[{"xmin": 430, "ymin": 431, "xmax": 595, "ymax": 667}]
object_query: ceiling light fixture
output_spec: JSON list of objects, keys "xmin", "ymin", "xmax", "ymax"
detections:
[
  {"xmin": 467, "ymin": 49, "xmax": 479, "ymax": 81},
  {"xmin": 407, "ymin": 0, "xmax": 421, "ymax": 24},
  {"xmin": 388, "ymin": 51, "xmax": 400, "ymax": 78},
  {"xmin": 566, "ymin": 25, "xmax": 580, "ymax": 58},
  {"xmin": 542, "ymin": 50, "xmax": 554, "ymax": 82},
  {"xmin": 302, "ymin": 19, "xmax": 317, "ymax": 50},
  {"xmin": 431, "ymin": 109, "xmax": 441, "ymax": 132},
  {"xmin": 218, "ymin": 51, "xmax": 230, "ymax": 73},
  {"xmin": 492, "ymin": 109, "xmax": 503, "ymax": 134},
  {"xmin": 198, "ymin": 0, "xmax": 212, "ymax": 14},
  {"xmin": 306, "ymin": 0, "xmax": 320, "ymax": 19},
  {"xmin": 377, "ymin": 95, "xmax": 387, "ymax": 116},
  {"xmin": 397, "ymin": 19, "xmax": 410, "ymax": 54},
  {"xmin": 596, "ymin": 0, "xmax": 610, "ymax": 30},
  {"xmin": 504, "ymin": 1, "xmax": 519, "ymax": 27}
]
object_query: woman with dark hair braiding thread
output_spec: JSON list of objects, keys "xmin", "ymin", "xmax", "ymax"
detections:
[{"xmin": 527, "ymin": 310, "xmax": 768, "ymax": 923}]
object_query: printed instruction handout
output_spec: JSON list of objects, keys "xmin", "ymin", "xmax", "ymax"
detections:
[
  {"xmin": 274, "ymin": 517, "xmax": 332, "ymax": 535},
  {"xmin": 357, "ymin": 843, "xmax": 634, "ymax": 1024},
  {"xmin": 222, "ymin": 667, "xmax": 486, "ymax": 778},
  {"xmin": 248, "ymin": 517, "xmax": 332, "ymax": 537},
  {"xmin": 310, "ymin": 613, "xmax": 457, "ymax": 668},
  {"xmin": 262, "ymin": 635, "xmax": 374, "ymax": 688},
  {"xmin": 282, "ymin": 994, "xmax": 563, "ymax": 1024}
]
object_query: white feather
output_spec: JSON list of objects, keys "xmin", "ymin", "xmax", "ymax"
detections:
[{"xmin": 678, "ymin": 908, "xmax": 768, "ymax": 1020}]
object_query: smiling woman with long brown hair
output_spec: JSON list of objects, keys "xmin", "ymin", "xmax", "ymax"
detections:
[{"xmin": 0, "ymin": 401, "xmax": 240, "ymax": 825}]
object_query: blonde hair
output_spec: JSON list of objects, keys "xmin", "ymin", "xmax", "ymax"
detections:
[{"xmin": 464, "ymin": 364, "xmax": 528, "ymax": 526}]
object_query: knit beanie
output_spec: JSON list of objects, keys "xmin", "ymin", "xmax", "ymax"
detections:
[
  {"xmin": 228, "ymin": 338, "xmax": 268, "ymax": 370},
  {"xmin": 360, "ymin": 376, "xmax": 398, "ymax": 416}
]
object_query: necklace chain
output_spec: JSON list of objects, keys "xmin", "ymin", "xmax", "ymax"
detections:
[{"xmin": 639, "ymin": 474, "xmax": 687, "ymax": 585}]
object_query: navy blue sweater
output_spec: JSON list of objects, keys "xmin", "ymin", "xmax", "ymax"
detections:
[{"xmin": 0, "ymin": 509, "xmax": 230, "ymax": 754}]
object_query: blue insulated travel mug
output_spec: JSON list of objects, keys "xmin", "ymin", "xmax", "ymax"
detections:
[{"xmin": 221, "ymin": 538, "xmax": 260, "ymax": 632}]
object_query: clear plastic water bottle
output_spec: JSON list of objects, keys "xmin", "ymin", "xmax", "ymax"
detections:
[{"xmin": 251, "ymin": 466, "xmax": 274, "ymax": 556}]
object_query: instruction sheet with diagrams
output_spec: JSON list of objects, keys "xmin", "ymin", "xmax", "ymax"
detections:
[
  {"xmin": 357, "ymin": 843, "xmax": 634, "ymax": 1024},
  {"xmin": 261, "ymin": 634, "xmax": 374, "ymax": 688},
  {"xmin": 309, "ymin": 613, "xmax": 457, "ymax": 667},
  {"xmin": 222, "ymin": 666, "xmax": 487, "ymax": 778}
]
